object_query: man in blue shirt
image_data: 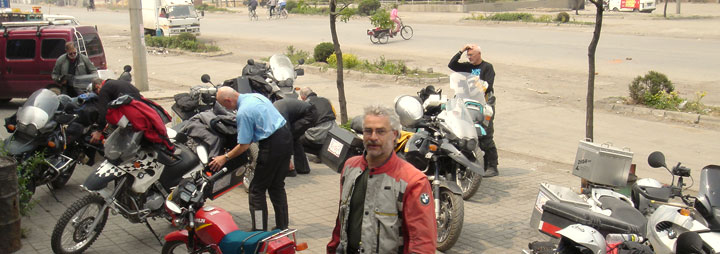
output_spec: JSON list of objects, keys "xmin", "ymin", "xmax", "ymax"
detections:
[{"xmin": 210, "ymin": 87, "xmax": 293, "ymax": 231}]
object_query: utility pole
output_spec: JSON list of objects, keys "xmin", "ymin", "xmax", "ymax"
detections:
[{"xmin": 128, "ymin": 0, "xmax": 149, "ymax": 91}]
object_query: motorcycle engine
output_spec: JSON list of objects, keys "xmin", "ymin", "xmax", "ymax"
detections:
[{"xmin": 144, "ymin": 192, "xmax": 164, "ymax": 211}]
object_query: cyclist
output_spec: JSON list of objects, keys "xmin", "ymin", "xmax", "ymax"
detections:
[
  {"xmin": 390, "ymin": 5, "xmax": 402, "ymax": 36},
  {"xmin": 278, "ymin": 0, "xmax": 287, "ymax": 15},
  {"xmin": 267, "ymin": 0, "xmax": 277, "ymax": 17},
  {"xmin": 248, "ymin": 0, "xmax": 258, "ymax": 17}
]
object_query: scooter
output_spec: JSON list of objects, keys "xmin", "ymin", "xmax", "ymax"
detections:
[
  {"xmin": 162, "ymin": 147, "xmax": 308, "ymax": 254},
  {"xmin": 643, "ymin": 151, "xmax": 720, "ymax": 254}
]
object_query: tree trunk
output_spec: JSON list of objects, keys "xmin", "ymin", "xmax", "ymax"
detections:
[
  {"xmin": 586, "ymin": 0, "xmax": 604, "ymax": 141},
  {"xmin": 329, "ymin": 0, "xmax": 349, "ymax": 124},
  {"xmin": 664, "ymin": 0, "xmax": 669, "ymax": 18}
]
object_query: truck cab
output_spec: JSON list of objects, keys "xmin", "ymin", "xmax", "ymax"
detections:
[
  {"xmin": 0, "ymin": 20, "xmax": 108, "ymax": 101},
  {"xmin": 142, "ymin": 0, "xmax": 201, "ymax": 36}
]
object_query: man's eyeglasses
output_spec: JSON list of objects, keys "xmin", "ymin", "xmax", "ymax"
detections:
[
  {"xmin": 363, "ymin": 128, "xmax": 389, "ymax": 136},
  {"xmin": 68, "ymin": 52, "xmax": 77, "ymax": 56}
]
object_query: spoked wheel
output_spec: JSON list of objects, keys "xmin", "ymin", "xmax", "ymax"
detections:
[
  {"xmin": 436, "ymin": 188, "xmax": 464, "ymax": 251},
  {"xmin": 400, "ymin": 25, "xmax": 413, "ymax": 40},
  {"xmin": 51, "ymin": 194, "xmax": 109, "ymax": 254},
  {"xmin": 456, "ymin": 165, "xmax": 482, "ymax": 200},
  {"xmin": 242, "ymin": 143, "xmax": 260, "ymax": 193},
  {"xmin": 281, "ymin": 10, "xmax": 288, "ymax": 19},
  {"xmin": 162, "ymin": 240, "xmax": 217, "ymax": 254},
  {"xmin": 379, "ymin": 32, "xmax": 389, "ymax": 44},
  {"xmin": 369, "ymin": 34, "xmax": 379, "ymax": 44}
]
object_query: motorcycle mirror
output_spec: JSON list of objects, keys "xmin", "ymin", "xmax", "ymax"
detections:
[
  {"xmin": 200, "ymin": 74, "xmax": 211, "ymax": 84},
  {"xmin": 196, "ymin": 145, "xmax": 209, "ymax": 164},
  {"xmin": 247, "ymin": 59, "xmax": 255, "ymax": 65},
  {"xmin": 165, "ymin": 200, "xmax": 182, "ymax": 214},
  {"xmin": 295, "ymin": 68, "xmax": 304, "ymax": 76},
  {"xmin": 297, "ymin": 58, "xmax": 305, "ymax": 65},
  {"xmin": 123, "ymin": 65, "xmax": 132, "ymax": 73},
  {"xmin": 648, "ymin": 151, "xmax": 667, "ymax": 168}
]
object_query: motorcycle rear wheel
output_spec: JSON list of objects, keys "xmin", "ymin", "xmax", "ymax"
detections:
[
  {"xmin": 370, "ymin": 35, "xmax": 379, "ymax": 44},
  {"xmin": 51, "ymin": 194, "xmax": 109, "ymax": 254},
  {"xmin": 457, "ymin": 165, "xmax": 482, "ymax": 200},
  {"xmin": 436, "ymin": 188, "xmax": 464, "ymax": 251}
]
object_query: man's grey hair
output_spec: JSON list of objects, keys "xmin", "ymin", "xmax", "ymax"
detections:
[
  {"xmin": 363, "ymin": 105, "xmax": 401, "ymax": 132},
  {"xmin": 299, "ymin": 87, "xmax": 313, "ymax": 99}
]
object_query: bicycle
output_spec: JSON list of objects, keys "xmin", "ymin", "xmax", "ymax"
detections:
[
  {"xmin": 367, "ymin": 18, "xmax": 413, "ymax": 44},
  {"xmin": 248, "ymin": 8, "xmax": 258, "ymax": 21},
  {"xmin": 277, "ymin": 8, "xmax": 288, "ymax": 19}
]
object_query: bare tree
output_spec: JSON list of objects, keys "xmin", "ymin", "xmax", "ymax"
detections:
[
  {"xmin": 664, "ymin": 0, "xmax": 669, "ymax": 18},
  {"xmin": 328, "ymin": 0, "xmax": 354, "ymax": 124},
  {"xmin": 586, "ymin": 0, "xmax": 605, "ymax": 141}
]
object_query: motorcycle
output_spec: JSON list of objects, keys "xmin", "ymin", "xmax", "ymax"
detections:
[
  {"xmin": 161, "ymin": 148, "xmax": 308, "ymax": 254},
  {"xmin": 643, "ymin": 151, "xmax": 720, "ymax": 254},
  {"xmin": 393, "ymin": 77, "xmax": 485, "ymax": 251},
  {"xmin": 3, "ymin": 89, "xmax": 100, "ymax": 196},
  {"xmin": 242, "ymin": 54, "xmax": 305, "ymax": 100},
  {"xmin": 50, "ymin": 97, "xmax": 206, "ymax": 254}
]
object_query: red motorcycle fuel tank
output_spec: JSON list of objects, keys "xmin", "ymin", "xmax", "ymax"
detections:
[{"xmin": 194, "ymin": 205, "xmax": 240, "ymax": 244}]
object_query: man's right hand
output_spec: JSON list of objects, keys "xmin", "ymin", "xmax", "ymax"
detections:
[{"xmin": 90, "ymin": 131, "xmax": 103, "ymax": 144}]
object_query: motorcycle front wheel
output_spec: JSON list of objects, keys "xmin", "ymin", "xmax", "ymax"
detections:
[
  {"xmin": 436, "ymin": 188, "xmax": 464, "ymax": 251},
  {"xmin": 456, "ymin": 165, "xmax": 482, "ymax": 200},
  {"xmin": 51, "ymin": 194, "xmax": 109, "ymax": 254},
  {"xmin": 162, "ymin": 240, "xmax": 218, "ymax": 254}
]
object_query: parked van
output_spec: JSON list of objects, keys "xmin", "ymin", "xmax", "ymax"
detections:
[
  {"xmin": 0, "ymin": 20, "xmax": 108, "ymax": 101},
  {"xmin": 606, "ymin": 0, "xmax": 656, "ymax": 13},
  {"xmin": 142, "ymin": 0, "xmax": 201, "ymax": 36}
]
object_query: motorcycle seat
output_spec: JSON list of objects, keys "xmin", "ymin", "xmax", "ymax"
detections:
[
  {"xmin": 598, "ymin": 196, "xmax": 647, "ymax": 236},
  {"xmin": 542, "ymin": 200, "xmax": 642, "ymax": 236},
  {"xmin": 158, "ymin": 144, "xmax": 200, "ymax": 190},
  {"xmin": 219, "ymin": 229, "xmax": 282, "ymax": 254}
]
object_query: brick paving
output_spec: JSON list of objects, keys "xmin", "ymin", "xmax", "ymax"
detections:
[{"xmin": 14, "ymin": 148, "xmax": 581, "ymax": 254}]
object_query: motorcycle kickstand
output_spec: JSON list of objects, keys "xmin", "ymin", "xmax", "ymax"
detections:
[
  {"xmin": 46, "ymin": 183, "xmax": 61, "ymax": 202},
  {"xmin": 144, "ymin": 220, "xmax": 163, "ymax": 245}
]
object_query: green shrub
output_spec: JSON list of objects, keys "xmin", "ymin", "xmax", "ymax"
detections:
[
  {"xmin": 145, "ymin": 33, "xmax": 220, "ymax": 52},
  {"xmin": 290, "ymin": 0, "xmax": 329, "ymax": 15},
  {"xmin": 643, "ymin": 91, "xmax": 683, "ymax": 110},
  {"xmin": 357, "ymin": 56, "xmax": 408, "ymax": 75},
  {"xmin": 537, "ymin": 14, "xmax": 553, "ymax": 23},
  {"xmin": 555, "ymin": 12, "xmax": 570, "ymax": 23},
  {"xmin": 629, "ymin": 71, "xmax": 675, "ymax": 103},
  {"xmin": 358, "ymin": 0, "xmax": 380, "ymax": 16},
  {"xmin": 285, "ymin": 45, "xmax": 313, "ymax": 64},
  {"xmin": 327, "ymin": 53, "xmax": 360, "ymax": 69},
  {"xmin": 14, "ymin": 152, "xmax": 45, "ymax": 216},
  {"xmin": 177, "ymin": 32, "xmax": 196, "ymax": 42},
  {"xmin": 286, "ymin": 0, "xmax": 298, "ymax": 11},
  {"xmin": 370, "ymin": 9, "xmax": 393, "ymax": 29},
  {"xmin": 314, "ymin": 42, "xmax": 335, "ymax": 63},
  {"xmin": 488, "ymin": 12, "xmax": 534, "ymax": 21}
]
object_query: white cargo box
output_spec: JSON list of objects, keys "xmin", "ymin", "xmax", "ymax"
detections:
[
  {"xmin": 530, "ymin": 182, "xmax": 591, "ymax": 231},
  {"xmin": 572, "ymin": 140, "xmax": 633, "ymax": 187}
]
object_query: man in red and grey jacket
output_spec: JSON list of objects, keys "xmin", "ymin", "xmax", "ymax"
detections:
[{"xmin": 327, "ymin": 105, "xmax": 436, "ymax": 254}]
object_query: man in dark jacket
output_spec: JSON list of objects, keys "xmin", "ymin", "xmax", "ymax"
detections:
[
  {"xmin": 273, "ymin": 98, "xmax": 318, "ymax": 175},
  {"xmin": 448, "ymin": 44, "xmax": 499, "ymax": 177},
  {"xmin": 298, "ymin": 87, "xmax": 336, "ymax": 155},
  {"xmin": 51, "ymin": 42, "xmax": 98, "ymax": 97},
  {"xmin": 89, "ymin": 79, "xmax": 170, "ymax": 143}
]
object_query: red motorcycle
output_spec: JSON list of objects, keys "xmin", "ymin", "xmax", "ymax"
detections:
[{"xmin": 162, "ymin": 160, "xmax": 308, "ymax": 254}]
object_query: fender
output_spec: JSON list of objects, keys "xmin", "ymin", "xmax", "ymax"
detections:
[
  {"xmin": 440, "ymin": 142, "xmax": 483, "ymax": 174},
  {"xmin": 164, "ymin": 229, "xmax": 189, "ymax": 243},
  {"xmin": 438, "ymin": 181, "xmax": 463, "ymax": 196},
  {"xmin": 4, "ymin": 133, "xmax": 39, "ymax": 155}
]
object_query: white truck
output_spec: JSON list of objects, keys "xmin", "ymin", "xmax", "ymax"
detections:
[
  {"xmin": 605, "ymin": 0, "xmax": 656, "ymax": 13},
  {"xmin": 142, "ymin": 0, "xmax": 201, "ymax": 36}
]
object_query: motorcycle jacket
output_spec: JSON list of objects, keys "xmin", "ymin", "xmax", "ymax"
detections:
[
  {"xmin": 305, "ymin": 93, "xmax": 335, "ymax": 124},
  {"xmin": 327, "ymin": 153, "xmax": 436, "ymax": 254}
]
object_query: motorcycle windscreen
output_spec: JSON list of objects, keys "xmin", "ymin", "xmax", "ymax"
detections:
[
  {"xmin": 437, "ymin": 98, "xmax": 478, "ymax": 141},
  {"xmin": 699, "ymin": 165, "xmax": 720, "ymax": 218},
  {"xmin": 449, "ymin": 72, "xmax": 487, "ymax": 104},
  {"xmin": 104, "ymin": 126, "xmax": 144, "ymax": 165},
  {"xmin": 269, "ymin": 54, "xmax": 296, "ymax": 81},
  {"xmin": 16, "ymin": 89, "xmax": 60, "ymax": 136}
]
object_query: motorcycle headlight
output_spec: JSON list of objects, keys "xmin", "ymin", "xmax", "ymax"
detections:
[{"xmin": 465, "ymin": 138, "xmax": 477, "ymax": 151}]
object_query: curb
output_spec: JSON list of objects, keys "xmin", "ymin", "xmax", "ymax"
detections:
[
  {"xmin": 603, "ymin": 102, "xmax": 720, "ymax": 127},
  {"xmin": 146, "ymin": 46, "xmax": 232, "ymax": 57},
  {"xmin": 303, "ymin": 65, "xmax": 447, "ymax": 86}
]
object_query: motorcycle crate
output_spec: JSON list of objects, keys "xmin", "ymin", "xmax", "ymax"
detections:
[
  {"xmin": 208, "ymin": 166, "xmax": 246, "ymax": 200},
  {"xmin": 530, "ymin": 183, "xmax": 591, "ymax": 233},
  {"xmin": 320, "ymin": 125, "xmax": 363, "ymax": 173},
  {"xmin": 572, "ymin": 140, "xmax": 633, "ymax": 187}
]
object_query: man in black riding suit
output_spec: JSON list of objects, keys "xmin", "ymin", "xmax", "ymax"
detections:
[
  {"xmin": 448, "ymin": 44, "xmax": 499, "ymax": 177},
  {"xmin": 298, "ymin": 87, "xmax": 337, "ymax": 157},
  {"xmin": 273, "ymin": 98, "xmax": 317, "ymax": 176},
  {"xmin": 248, "ymin": 0, "xmax": 258, "ymax": 14}
]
